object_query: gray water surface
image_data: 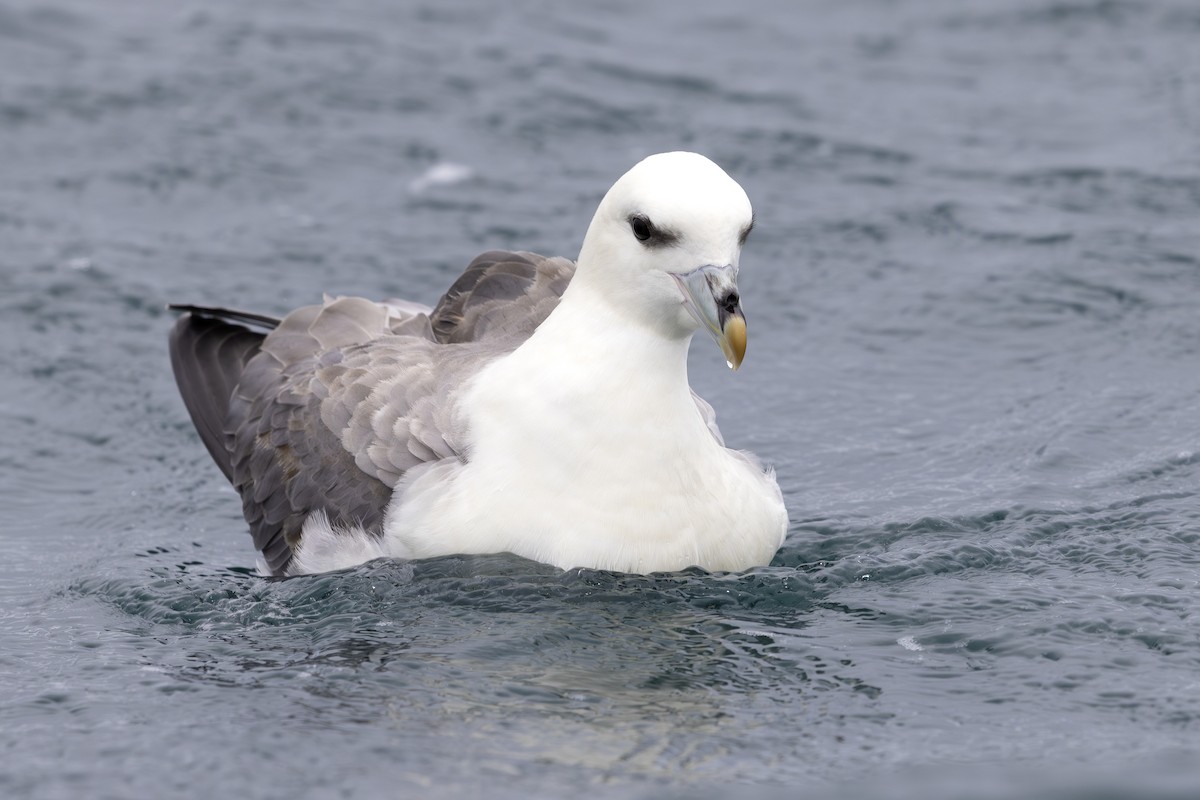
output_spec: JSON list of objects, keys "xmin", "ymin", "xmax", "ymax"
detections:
[{"xmin": 3, "ymin": 1, "xmax": 1200, "ymax": 798}]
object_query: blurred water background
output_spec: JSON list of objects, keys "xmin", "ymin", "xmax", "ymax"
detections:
[{"xmin": 2, "ymin": 1, "xmax": 1200, "ymax": 797}]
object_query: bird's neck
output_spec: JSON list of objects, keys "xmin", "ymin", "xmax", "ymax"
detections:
[{"xmin": 531, "ymin": 281, "xmax": 694, "ymax": 401}]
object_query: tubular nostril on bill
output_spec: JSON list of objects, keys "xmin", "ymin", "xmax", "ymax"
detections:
[{"xmin": 720, "ymin": 292, "xmax": 741, "ymax": 316}]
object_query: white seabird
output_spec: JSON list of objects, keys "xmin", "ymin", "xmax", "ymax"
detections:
[{"xmin": 169, "ymin": 151, "xmax": 788, "ymax": 576}]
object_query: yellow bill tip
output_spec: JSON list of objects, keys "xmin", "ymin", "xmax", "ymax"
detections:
[{"xmin": 721, "ymin": 315, "xmax": 747, "ymax": 370}]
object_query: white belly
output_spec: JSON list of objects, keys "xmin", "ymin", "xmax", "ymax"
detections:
[{"xmin": 380, "ymin": 406, "xmax": 787, "ymax": 573}]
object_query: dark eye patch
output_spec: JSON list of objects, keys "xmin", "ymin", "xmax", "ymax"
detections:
[{"xmin": 627, "ymin": 214, "xmax": 680, "ymax": 248}]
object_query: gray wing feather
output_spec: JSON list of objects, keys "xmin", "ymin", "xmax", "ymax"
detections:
[
  {"xmin": 168, "ymin": 314, "xmax": 266, "ymax": 482},
  {"xmin": 430, "ymin": 250, "xmax": 574, "ymax": 344}
]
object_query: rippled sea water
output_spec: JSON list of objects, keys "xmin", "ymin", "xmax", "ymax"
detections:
[{"xmin": 3, "ymin": 1, "xmax": 1200, "ymax": 798}]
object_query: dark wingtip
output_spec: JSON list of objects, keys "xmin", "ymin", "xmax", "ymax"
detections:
[
  {"xmin": 168, "ymin": 304, "xmax": 283, "ymax": 330},
  {"xmin": 169, "ymin": 314, "xmax": 267, "ymax": 483}
]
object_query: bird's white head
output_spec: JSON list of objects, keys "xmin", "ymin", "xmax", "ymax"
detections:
[{"xmin": 575, "ymin": 151, "xmax": 754, "ymax": 369}]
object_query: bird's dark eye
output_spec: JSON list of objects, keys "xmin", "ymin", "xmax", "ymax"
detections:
[{"xmin": 630, "ymin": 215, "xmax": 652, "ymax": 242}]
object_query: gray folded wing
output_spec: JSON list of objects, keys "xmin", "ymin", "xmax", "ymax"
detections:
[{"xmin": 171, "ymin": 251, "xmax": 578, "ymax": 575}]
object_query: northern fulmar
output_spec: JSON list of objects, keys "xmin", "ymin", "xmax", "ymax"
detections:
[{"xmin": 169, "ymin": 151, "xmax": 788, "ymax": 576}]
